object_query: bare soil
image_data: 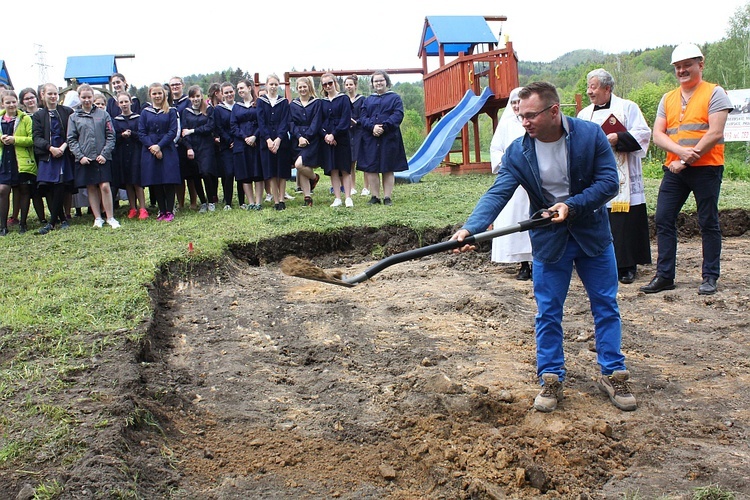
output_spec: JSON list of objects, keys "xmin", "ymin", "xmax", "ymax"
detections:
[{"xmin": 3, "ymin": 210, "xmax": 750, "ymax": 499}]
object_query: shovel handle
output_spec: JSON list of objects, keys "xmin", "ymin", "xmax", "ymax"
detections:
[{"xmin": 344, "ymin": 209, "xmax": 556, "ymax": 284}]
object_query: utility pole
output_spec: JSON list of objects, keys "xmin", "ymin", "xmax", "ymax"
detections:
[{"xmin": 33, "ymin": 44, "xmax": 51, "ymax": 85}]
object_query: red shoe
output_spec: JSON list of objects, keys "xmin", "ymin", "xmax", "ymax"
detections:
[
  {"xmin": 127, "ymin": 208, "xmax": 138, "ymax": 219},
  {"xmin": 7, "ymin": 217, "xmax": 18, "ymax": 226},
  {"xmin": 310, "ymin": 173, "xmax": 320, "ymax": 192},
  {"xmin": 138, "ymin": 208, "xmax": 149, "ymax": 220}
]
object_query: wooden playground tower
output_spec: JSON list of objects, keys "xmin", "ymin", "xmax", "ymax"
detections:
[{"xmin": 419, "ymin": 15, "xmax": 519, "ymax": 173}]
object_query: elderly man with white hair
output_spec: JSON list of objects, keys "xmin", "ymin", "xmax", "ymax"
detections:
[{"xmin": 578, "ymin": 68, "xmax": 652, "ymax": 285}]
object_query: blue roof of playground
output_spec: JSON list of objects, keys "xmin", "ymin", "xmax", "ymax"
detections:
[
  {"xmin": 419, "ymin": 16, "xmax": 498, "ymax": 57},
  {"xmin": 64, "ymin": 55, "xmax": 118, "ymax": 85}
]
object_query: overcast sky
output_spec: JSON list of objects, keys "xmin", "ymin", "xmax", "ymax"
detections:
[{"xmin": 3, "ymin": 0, "xmax": 747, "ymax": 90}]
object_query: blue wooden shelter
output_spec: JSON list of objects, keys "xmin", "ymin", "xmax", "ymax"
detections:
[
  {"xmin": 63, "ymin": 55, "xmax": 119, "ymax": 85},
  {"xmin": 0, "ymin": 60, "xmax": 12, "ymax": 88}
]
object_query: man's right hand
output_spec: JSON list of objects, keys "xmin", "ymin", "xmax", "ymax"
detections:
[{"xmin": 449, "ymin": 229, "xmax": 475, "ymax": 254}]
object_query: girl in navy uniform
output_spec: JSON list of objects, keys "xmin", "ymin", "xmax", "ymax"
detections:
[
  {"xmin": 289, "ymin": 76, "xmax": 321, "ymax": 207},
  {"xmin": 257, "ymin": 74, "xmax": 292, "ymax": 210},
  {"xmin": 358, "ymin": 70, "xmax": 408, "ymax": 206},
  {"xmin": 113, "ymin": 92, "xmax": 147, "ymax": 219},
  {"xmin": 32, "ymin": 83, "xmax": 75, "ymax": 234},
  {"xmin": 231, "ymin": 79, "xmax": 264, "ymax": 210},
  {"xmin": 138, "ymin": 82, "xmax": 180, "ymax": 221},
  {"xmin": 107, "ymin": 73, "xmax": 141, "ymax": 119},
  {"xmin": 180, "ymin": 85, "xmax": 213, "ymax": 212},
  {"xmin": 214, "ymin": 82, "xmax": 242, "ymax": 210},
  {"xmin": 319, "ymin": 73, "xmax": 353, "ymax": 208},
  {"xmin": 344, "ymin": 74, "xmax": 366, "ymax": 196}
]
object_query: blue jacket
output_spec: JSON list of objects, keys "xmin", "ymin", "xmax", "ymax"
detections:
[{"xmin": 463, "ymin": 115, "xmax": 618, "ymax": 263}]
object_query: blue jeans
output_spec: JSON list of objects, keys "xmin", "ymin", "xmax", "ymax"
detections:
[
  {"xmin": 533, "ymin": 238, "xmax": 625, "ymax": 383},
  {"xmin": 654, "ymin": 166, "xmax": 723, "ymax": 280}
]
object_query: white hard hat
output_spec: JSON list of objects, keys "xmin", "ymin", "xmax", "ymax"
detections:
[{"xmin": 671, "ymin": 43, "xmax": 704, "ymax": 65}]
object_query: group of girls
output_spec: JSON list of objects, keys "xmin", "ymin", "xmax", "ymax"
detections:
[{"xmin": 0, "ymin": 69, "xmax": 409, "ymax": 234}]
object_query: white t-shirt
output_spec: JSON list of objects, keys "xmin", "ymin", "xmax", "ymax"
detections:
[{"xmin": 535, "ymin": 135, "xmax": 569, "ymax": 205}]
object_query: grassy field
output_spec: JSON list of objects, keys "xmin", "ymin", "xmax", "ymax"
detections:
[{"xmin": 1, "ymin": 169, "xmax": 748, "ymax": 337}]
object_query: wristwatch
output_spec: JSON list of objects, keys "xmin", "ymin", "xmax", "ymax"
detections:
[{"xmin": 680, "ymin": 160, "xmax": 691, "ymax": 167}]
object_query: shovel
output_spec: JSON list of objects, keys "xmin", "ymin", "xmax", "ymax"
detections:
[{"xmin": 281, "ymin": 209, "xmax": 556, "ymax": 288}]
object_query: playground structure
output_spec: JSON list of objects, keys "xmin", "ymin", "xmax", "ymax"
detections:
[{"xmin": 60, "ymin": 54, "xmax": 135, "ymax": 102}]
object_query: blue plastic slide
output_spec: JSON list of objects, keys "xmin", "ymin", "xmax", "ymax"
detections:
[{"xmin": 395, "ymin": 87, "xmax": 494, "ymax": 183}]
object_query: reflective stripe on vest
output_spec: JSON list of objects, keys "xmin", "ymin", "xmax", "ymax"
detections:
[{"xmin": 665, "ymin": 81, "xmax": 724, "ymax": 167}]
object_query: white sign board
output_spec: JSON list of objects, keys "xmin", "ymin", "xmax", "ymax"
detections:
[{"xmin": 725, "ymin": 89, "xmax": 750, "ymax": 142}]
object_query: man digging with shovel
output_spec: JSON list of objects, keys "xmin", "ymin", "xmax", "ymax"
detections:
[{"xmin": 451, "ymin": 82, "xmax": 637, "ymax": 413}]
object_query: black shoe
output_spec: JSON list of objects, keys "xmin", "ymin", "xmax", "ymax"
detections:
[
  {"xmin": 38, "ymin": 223, "xmax": 54, "ymax": 235},
  {"xmin": 639, "ymin": 276, "xmax": 675, "ymax": 294},
  {"xmin": 367, "ymin": 196, "xmax": 382, "ymax": 205},
  {"xmin": 274, "ymin": 203, "xmax": 281, "ymax": 211},
  {"xmin": 60, "ymin": 220, "xmax": 70, "ymax": 229},
  {"xmin": 618, "ymin": 268, "xmax": 636, "ymax": 284},
  {"xmin": 19, "ymin": 224, "xmax": 27, "ymax": 234},
  {"xmin": 310, "ymin": 173, "xmax": 320, "ymax": 193},
  {"xmin": 303, "ymin": 196, "xmax": 313, "ymax": 207},
  {"xmin": 383, "ymin": 197, "xmax": 393, "ymax": 206},
  {"xmin": 516, "ymin": 262, "xmax": 532, "ymax": 281},
  {"xmin": 279, "ymin": 202, "xmax": 286, "ymax": 210},
  {"xmin": 0, "ymin": 227, "xmax": 7, "ymax": 236},
  {"xmin": 698, "ymin": 277, "xmax": 717, "ymax": 295}
]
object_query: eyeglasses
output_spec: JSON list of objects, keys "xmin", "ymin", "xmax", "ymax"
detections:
[
  {"xmin": 322, "ymin": 81, "xmax": 334, "ymax": 87},
  {"xmin": 517, "ymin": 104, "xmax": 555, "ymax": 122}
]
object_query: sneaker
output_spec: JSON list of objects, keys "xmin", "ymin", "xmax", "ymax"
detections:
[
  {"xmin": 162, "ymin": 212, "xmax": 174, "ymax": 222},
  {"xmin": 361, "ymin": 188, "xmax": 370, "ymax": 197},
  {"xmin": 138, "ymin": 208, "xmax": 149, "ymax": 220},
  {"xmin": 59, "ymin": 220, "xmax": 70, "ymax": 230},
  {"xmin": 254, "ymin": 203, "xmax": 263, "ymax": 211},
  {"xmin": 156, "ymin": 212, "xmax": 165, "ymax": 221},
  {"xmin": 329, "ymin": 186, "xmax": 334, "ymax": 195},
  {"xmin": 350, "ymin": 188, "xmax": 358, "ymax": 196},
  {"xmin": 127, "ymin": 208, "xmax": 138, "ymax": 219},
  {"xmin": 383, "ymin": 197, "xmax": 393, "ymax": 206},
  {"xmin": 310, "ymin": 173, "xmax": 320, "ymax": 192},
  {"xmin": 303, "ymin": 196, "xmax": 313, "ymax": 207},
  {"xmin": 279, "ymin": 201, "xmax": 286, "ymax": 210},
  {"xmin": 19, "ymin": 224, "xmax": 27, "ymax": 234},
  {"xmin": 208, "ymin": 203, "xmax": 216, "ymax": 212},
  {"xmin": 199, "ymin": 203, "xmax": 208, "ymax": 213},
  {"xmin": 38, "ymin": 223, "xmax": 54, "ymax": 235},
  {"xmin": 367, "ymin": 196, "xmax": 382, "ymax": 205},
  {"xmin": 93, "ymin": 218, "xmax": 104, "ymax": 228},
  {"xmin": 265, "ymin": 194, "xmax": 273, "ymax": 203},
  {"xmin": 295, "ymin": 186, "xmax": 303, "ymax": 194},
  {"xmin": 7, "ymin": 217, "xmax": 18, "ymax": 226},
  {"xmin": 534, "ymin": 373, "xmax": 564, "ymax": 412},
  {"xmin": 330, "ymin": 198, "xmax": 343, "ymax": 208},
  {"xmin": 345, "ymin": 197, "xmax": 354, "ymax": 208},
  {"xmin": 240, "ymin": 204, "xmax": 249, "ymax": 210},
  {"xmin": 597, "ymin": 370, "xmax": 637, "ymax": 411},
  {"xmin": 107, "ymin": 218, "xmax": 121, "ymax": 229},
  {"xmin": 223, "ymin": 204, "xmax": 232, "ymax": 211},
  {"xmin": 0, "ymin": 227, "xmax": 7, "ymax": 236},
  {"xmin": 284, "ymin": 192, "xmax": 295, "ymax": 200}
]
